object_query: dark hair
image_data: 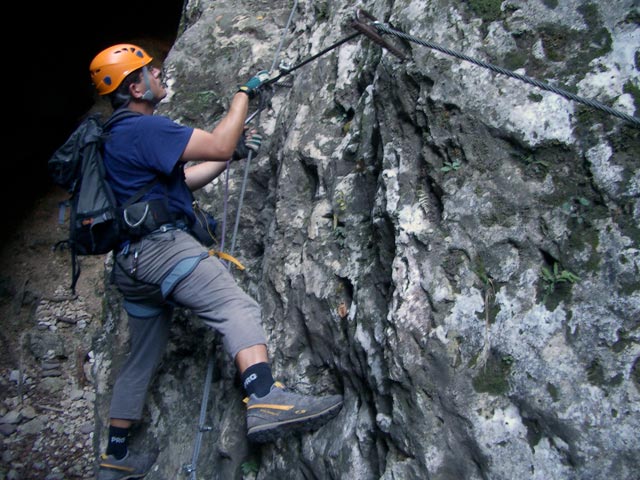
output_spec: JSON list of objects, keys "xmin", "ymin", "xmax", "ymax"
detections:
[{"xmin": 108, "ymin": 68, "xmax": 144, "ymax": 109}]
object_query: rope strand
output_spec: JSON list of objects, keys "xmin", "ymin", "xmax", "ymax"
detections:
[{"xmin": 271, "ymin": 0, "xmax": 298, "ymax": 73}]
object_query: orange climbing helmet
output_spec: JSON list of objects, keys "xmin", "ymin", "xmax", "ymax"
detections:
[{"xmin": 89, "ymin": 44, "xmax": 153, "ymax": 95}]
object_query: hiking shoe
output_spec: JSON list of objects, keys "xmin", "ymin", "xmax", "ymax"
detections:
[
  {"xmin": 245, "ymin": 382, "xmax": 343, "ymax": 443},
  {"xmin": 97, "ymin": 450, "xmax": 157, "ymax": 479}
]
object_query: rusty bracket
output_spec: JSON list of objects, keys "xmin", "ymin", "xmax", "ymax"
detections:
[{"xmin": 351, "ymin": 9, "xmax": 406, "ymax": 61}]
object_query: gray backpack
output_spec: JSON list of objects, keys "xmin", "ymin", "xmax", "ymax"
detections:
[{"xmin": 48, "ymin": 110, "xmax": 155, "ymax": 292}]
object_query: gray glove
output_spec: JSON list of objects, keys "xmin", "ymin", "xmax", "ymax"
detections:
[{"xmin": 232, "ymin": 131, "xmax": 262, "ymax": 160}]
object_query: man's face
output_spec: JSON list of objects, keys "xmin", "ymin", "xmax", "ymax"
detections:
[{"xmin": 137, "ymin": 65, "xmax": 167, "ymax": 102}]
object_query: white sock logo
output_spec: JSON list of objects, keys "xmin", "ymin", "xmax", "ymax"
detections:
[{"xmin": 243, "ymin": 373, "xmax": 258, "ymax": 390}]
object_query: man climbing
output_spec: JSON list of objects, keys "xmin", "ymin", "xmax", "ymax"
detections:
[{"xmin": 89, "ymin": 44, "xmax": 343, "ymax": 479}]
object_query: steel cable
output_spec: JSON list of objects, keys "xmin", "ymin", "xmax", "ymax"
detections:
[{"xmin": 374, "ymin": 23, "xmax": 640, "ymax": 128}]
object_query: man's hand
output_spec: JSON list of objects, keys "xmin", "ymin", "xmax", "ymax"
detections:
[
  {"xmin": 245, "ymin": 132, "xmax": 262, "ymax": 154},
  {"xmin": 232, "ymin": 129, "xmax": 262, "ymax": 160},
  {"xmin": 238, "ymin": 70, "xmax": 270, "ymax": 99}
]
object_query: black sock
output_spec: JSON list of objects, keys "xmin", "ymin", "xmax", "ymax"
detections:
[
  {"xmin": 106, "ymin": 425, "xmax": 129, "ymax": 460},
  {"xmin": 241, "ymin": 362, "xmax": 274, "ymax": 398}
]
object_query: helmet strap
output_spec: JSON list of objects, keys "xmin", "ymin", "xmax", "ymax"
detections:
[{"xmin": 140, "ymin": 66, "xmax": 156, "ymax": 103}]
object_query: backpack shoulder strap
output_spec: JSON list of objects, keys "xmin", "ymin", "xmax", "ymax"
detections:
[
  {"xmin": 122, "ymin": 178, "xmax": 161, "ymax": 208},
  {"xmin": 101, "ymin": 108, "xmax": 157, "ymax": 205}
]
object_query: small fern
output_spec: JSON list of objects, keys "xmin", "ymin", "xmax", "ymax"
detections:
[
  {"xmin": 541, "ymin": 262, "xmax": 580, "ymax": 297},
  {"xmin": 441, "ymin": 160, "xmax": 461, "ymax": 173},
  {"xmin": 241, "ymin": 460, "xmax": 259, "ymax": 475}
]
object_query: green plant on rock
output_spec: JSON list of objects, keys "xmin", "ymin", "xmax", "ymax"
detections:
[
  {"xmin": 196, "ymin": 90, "xmax": 218, "ymax": 104},
  {"xmin": 333, "ymin": 225, "xmax": 347, "ymax": 247},
  {"xmin": 541, "ymin": 262, "xmax": 580, "ymax": 298},
  {"xmin": 241, "ymin": 460, "xmax": 259, "ymax": 475},
  {"xmin": 528, "ymin": 92, "xmax": 544, "ymax": 103},
  {"xmin": 336, "ymin": 190, "xmax": 347, "ymax": 213},
  {"xmin": 472, "ymin": 350, "xmax": 513, "ymax": 395},
  {"xmin": 441, "ymin": 160, "xmax": 461, "ymax": 173},
  {"xmin": 467, "ymin": 0, "xmax": 503, "ymax": 22},
  {"xmin": 333, "ymin": 190, "xmax": 347, "ymax": 231},
  {"xmin": 561, "ymin": 196, "xmax": 591, "ymax": 224},
  {"xmin": 523, "ymin": 154, "xmax": 550, "ymax": 172}
]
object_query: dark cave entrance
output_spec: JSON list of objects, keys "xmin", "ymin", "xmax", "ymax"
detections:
[{"xmin": 6, "ymin": 1, "xmax": 185, "ymax": 237}]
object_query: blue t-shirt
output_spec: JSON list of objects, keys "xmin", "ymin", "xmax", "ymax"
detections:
[{"xmin": 103, "ymin": 114, "xmax": 195, "ymax": 224}]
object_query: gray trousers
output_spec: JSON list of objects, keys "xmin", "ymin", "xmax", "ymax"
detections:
[{"xmin": 109, "ymin": 228, "xmax": 266, "ymax": 420}]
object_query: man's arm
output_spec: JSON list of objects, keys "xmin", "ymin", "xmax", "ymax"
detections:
[
  {"xmin": 182, "ymin": 70, "xmax": 269, "ymax": 191},
  {"xmin": 183, "ymin": 92, "xmax": 249, "ymax": 163}
]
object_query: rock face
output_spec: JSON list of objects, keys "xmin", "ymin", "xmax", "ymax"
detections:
[{"xmin": 94, "ymin": 1, "xmax": 640, "ymax": 479}]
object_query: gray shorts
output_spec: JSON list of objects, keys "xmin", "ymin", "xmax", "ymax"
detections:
[{"xmin": 108, "ymin": 228, "xmax": 266, "ymax": 420}]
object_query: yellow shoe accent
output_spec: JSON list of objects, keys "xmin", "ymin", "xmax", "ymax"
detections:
[
  {"xmin": 247, "ymin": 403, "xmax": 295, "ymax": 411},
  {"xmin": 99, "ymin": 454, "xmax": 135, "ymax": 472}
]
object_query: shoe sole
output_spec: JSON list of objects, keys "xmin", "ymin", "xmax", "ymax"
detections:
[
  {"xmin": 98, "ymin": 469, "xmax": 149, "ymax": 480},
  {"xmin": 247, "ymin": 400, "xmax": 343, "ymax": 443},
  {"xmin": 98, "ymin": 456, "xmax": 156, "ymax": 480}
]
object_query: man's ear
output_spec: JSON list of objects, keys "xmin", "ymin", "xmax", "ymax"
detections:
[{"xmin": 128, "ymin": 80, "xmax": 143, "ymax": 99}]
